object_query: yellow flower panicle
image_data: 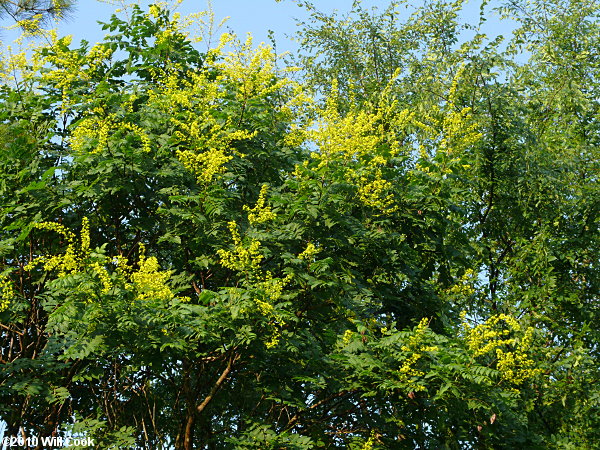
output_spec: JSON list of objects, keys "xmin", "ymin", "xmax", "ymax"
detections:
[
  {"xmin": 176, "ymin": 147, "xmax": 234, "ymax": 185},
  {"xmin": 0, "ymin": 275, "xmax": 15, "ymax": 312},
  {"xmin": 396, "ymin": 318, "xmax": 439, "ymax": 391},
  {"xmin": 21, "ymin": 3, "xmax": 306, "ymax": 192},
  {"xmin": 217, "ymin": 221, "xmax": 264, "ymax": 272},
  {"xmin": 462, "ymin": 313, "xmax": 543, "ymax": 385},
  {"xmin": 71, "ymin": 113, "xmax": 152, "ymax": 154},
  {"xmin": 218, "ymin": 221, "xmax": 293, "ymax": 348},
  {"xmin": 144, "ymin": 30, "xmax": 304, "ymax": 187},
  {"xmin": 23, "ymin": 218, "xmax": 114, "ymax": 295},
  {"xmin": 121, "ymin": 123, "xmax": 152, "ymax": 153},
  {"xmin": 298, "ymin": 242, "xmax": 320, "ymax": 261},
  {"xmin": 41, "ymin": 34, "xmax": 113, "ymax": 113},
  {"xmin": 80, "ymin": 216, "xmax": 91, "ymax": 255},
  {"xmin": 244, "ymin": 185, "xmax": 276, "ymax": 225},
  {"xmin": 446, "ymin": 268, "xmax": 477, "ymax": 296},
  {"xmin": 152, "ymin": 67, "xmax": 256, "ymax": 185},
  {"xmin": 305, "ymin": 80, "xmax": 413, "ymax": 214},
  {"xmin": 409, "ymin": 64, "xmax": 482, "ymax": 180},
  {"xmin": 131, "ymin": 244, "xmax": 174, "ymax": 301},
  {"xmin": 440, "ymin": 64, "xmax": 482, "ymax": 155},
  {"xmin": 135, "ymin": 26, "xmax": 305, "ymax": 189},
  {"xmin": 342, "ymin": 329, "xmax": 354, "ymax": 345},
  {"xmin": 254, "ymin": 271, "xmax": 292, "ymax": 348},
  {"xmin": 25, "ymin": 220, "xmax": 80, "ymax": 276},
  {"xmin": 90, "ymin": 262, "xmax": 112, "ymax": 294},
  {"xmin": 361, "ymin": 431, "xmax": 378, "ymax": 450},
  {"xmin": 23, "ymin": 220, "xmax": 191, "ymax": 302},
  {"xmin": 217, "ymin": 34, "xmax": 295, "ymax": 103},
  {"xmin": 356, "ymin": 170, "xmax": 397, "ymax": 213}
]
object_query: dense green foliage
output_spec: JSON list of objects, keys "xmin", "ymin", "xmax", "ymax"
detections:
[{"xmin": 0, "ymin": 0, "xmax": 598, "ymax": 448}]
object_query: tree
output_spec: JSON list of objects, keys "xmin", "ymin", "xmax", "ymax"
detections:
[
  {"xmin": 0, "ymin": 0, "xmax": 598, "ymax": 448},
  {"xmin": 0, "ymin": 0, "xmax": 74, "ymax": 26}
]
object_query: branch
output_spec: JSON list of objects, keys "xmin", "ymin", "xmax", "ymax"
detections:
[
  {"xmin": 285, "ymin": 390, "xmax": 354, "ymax": 431},
  {"xmin": 0, "ymin": 322, "xmax": 24, "ymax": 336},
  {"xmin": 196, "ymin": 352, "xmax": 240, "ymax": 414}
]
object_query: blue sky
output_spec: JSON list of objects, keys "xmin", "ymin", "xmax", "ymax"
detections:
[{"xmin": 2, "ymin": 0, "xmax": 514, "ymax": 54}]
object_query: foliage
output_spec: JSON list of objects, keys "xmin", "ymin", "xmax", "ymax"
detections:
[
  {"xmin": 0, "ymin": 0, "xmax": 598, "ymax": 448},
  {"xmin": 0, "ymin": 0, "xmax": 74, "ymax": 30}
]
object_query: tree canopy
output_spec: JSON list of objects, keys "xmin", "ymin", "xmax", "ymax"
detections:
[{"xmin": 0, "ymin": 0, "xmax": 598, "ymax": 448}]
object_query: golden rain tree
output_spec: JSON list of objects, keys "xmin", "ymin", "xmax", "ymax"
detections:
[{"xmin": 0, "ymin": 0, "xmax": 598, "ymax": 448}]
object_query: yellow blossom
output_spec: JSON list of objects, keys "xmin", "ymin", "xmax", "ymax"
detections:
[
  {"xmin": 131, "ymin": 244, "xmax": 174, "ymax": 301},
  {"xmin": 244, "ymin": 185, "xmax": 276, "ymax": 225},
  {"xmin": 396, "ymin": 318, "xmax": 438, "ymax": 392},
  {"xmin": 217, "ymin": 222, "xmax": 264, "ymax": 272},
  {"xmin": 342, "ymin": 329, "xmax": 354, "ymax": 345},
  {"xmin": 463, "ymin": 314, "xmax": 542, "ymax": 385},
  {"xmin": 447, "ymin": 268, "xmax": 477, "ymax": 296},
  {"xmin": 0, "ymin": 275, "xmax": 15, "ymax": 312},
  {"xmin": 90, "ymin": 262, "xmax": 112, "ymax": 294},
  {"xmin": 298, "ymin": 242, "xmax": 320, "ymax": 261}
]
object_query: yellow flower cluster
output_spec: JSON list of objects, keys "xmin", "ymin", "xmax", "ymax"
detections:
[
  {"xmin": 408, "ymin": 64, "xmax": 482, "ymax": 180},
  {"xmin": 0, "ymin": 42, "xmax": 44, "ymax": 87},
  {"xmin": 51, "ymin": 0, "xmax": 67, "ymax": 14},
  {"xmin": 463, "ymin": 313, "xmax": 520, "ymax": 357},
  {"xmin": 0, "ymin": 275, "xmax": 15, "ymax": 312},
  {"xmin": 147, "ymin": 2, "xmax": 207, "ymax": 44},
  {"xmin": 440, "ymin": 64, "xmax": 482, "ymax": 155},
  {"xmin": 310, "ymin": 85, "xmax": 384, "ymax": 167},
  {"xmin": 446, "ymin": 268, "xmax": 477, "ymax": 296},
  {"xmin": 218, "ymin": 222, "xmax": 292, "ymax": 348},
  {"xmin": 175, "ymin": 147, "xmax": 233, "ymax": 184},
  {"xmin": 131, "ymin": 245, "xmax": 174, "ymax": 301},
  {"xmin": 22, "ymin": 219, "xmax": 190, "ymax": 302},
  {"xmin": 41, "ymin": 34, "xmax": 113, "ymax": 112},
  {"xmin": 148, "ymin": 65, "xmax": 255, "ymax": 185},
  {"xmin": 71, "ymin": 113, "xmax": 152, "ymax": 154},
  {"xmin": 258, "ymin": 271, "xmax": 292, "ymax": 302},
  {"xmin": 53, "ymin": 5, "xmax": 306, "ymax": 188},
  {"xmin": 298, "ymin": 242, "xmax": 320, "ymax": 261},
  {"xmin": 80, "ymin": 216, "xmax": 91, "ymax": 254},
  {"xmin": 121, "ymin": 123, "xmax": 152, "ymax": 153},
  {"xmin": 25, "ymin": 220, "xmax": 79, "ymax": 277},
  {"xmin": 397, "ymin": 318, "xmax": 438, "ymax": 392},
  {"xmin": 495, "ymin": 327, "xmax": 542, "ymax": 384},
  {"xmin": 2, "ymin": 8, "xmax": 60, "ymax": 44},
  {"xmin": 439, "ymin": 105, "xmax": 482, "ymax": 155},
  {"xmin": 217, "ymin": 222, "xmax": 264, "ymax": 272},
  {"xmin": 142, "ymin": 25, "xmax": 304, "ymax": 189},
  {"xmin": 23, "ymin": 218, "xmax": 117, "ymax": 299},
  {"xmin": 148, "ymin": 3, "xmax": 164, "ymax": 18},
  {"xmin": 243, "ymin": 185, "xmax": 276, "ymax": 225},
  {"xmin": 14, "ymin": 14, "xmax": 45, "ymax": 37},
  {"xmin": 255, "ymin": 269, "xmax": 292, "ymax": 348},
  {"xmin": 342, "ymin": 329, "xmax": 354, "ymax": 345},
  {"xmin": 90, "ymin": 262, "xmax": 112, "ymax": 294},
  {"xmin": 117, "ymin": 247, "xmax": 189, "ymax": 303},
  {"xmin": 356, "ymin": 171, "xmax": 398, "ymax": 213},
  {"xmin": 217, "ymin": 34, "xmax": 293, "ymax": 103},
  {"xmin": 243, "ymin": 271, "xmax": 292, "ymax": 349},
  {"xmin": 462, "ymin": 313, "xmax": 542, "ymax": 385},
  {"xmin": 255, "ymin": 298, "xmax": 274, "ymax": 316},
  {"xmin": 304, "ymin": 80, "xmax": 413, "ymax": 214},
  {"xmin": 361, "ymin": 432, "xmax": 376, "ymax": 450},
  {"xmin": 147, "ymin": 0, "xmax": 212, "ymax": 48}
]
